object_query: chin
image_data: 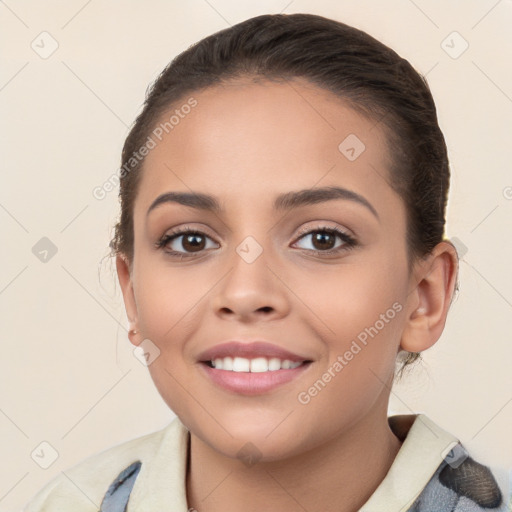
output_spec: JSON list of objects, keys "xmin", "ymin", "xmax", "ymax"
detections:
[{"xmin": 217, "ymin": 435, "xmax": 306, "ymax": 465}]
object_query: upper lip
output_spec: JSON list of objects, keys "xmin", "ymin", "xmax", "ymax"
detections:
[{"xmin": 197, "ymin": 341, "xmax": 311, "ymax": 363}]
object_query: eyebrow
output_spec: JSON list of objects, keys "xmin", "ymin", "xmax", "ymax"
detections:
[{"xmin": 147, "ymin": 186, "xmax": 379, "ymax": 220}]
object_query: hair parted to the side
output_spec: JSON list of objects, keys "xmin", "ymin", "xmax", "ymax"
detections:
[{"xmin": 109, "ymin": 13, "xmax": 458, "ymax": 379}]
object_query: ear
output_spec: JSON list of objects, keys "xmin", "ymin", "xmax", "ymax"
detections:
[
  {"xmin": 116, "ymin": 254, "xmax": 140, "ymax": 347},
  {"xmin": 400, "ymin": 241, "xmax": 459, "ymax": 353}
]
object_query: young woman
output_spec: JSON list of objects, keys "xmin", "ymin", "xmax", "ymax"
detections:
[{"xmin": 24, "ymin": 12, "xmax": 510, "ymax": 512}]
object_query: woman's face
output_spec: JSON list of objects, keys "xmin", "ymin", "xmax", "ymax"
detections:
[{"xmin": 120, "ymin": 78, "xmax": 420, "ymax": 460}]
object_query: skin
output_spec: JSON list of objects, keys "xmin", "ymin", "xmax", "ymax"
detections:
[{"xmin": 117, "ymin": 77, "xmax": 458, "ymax": 512}]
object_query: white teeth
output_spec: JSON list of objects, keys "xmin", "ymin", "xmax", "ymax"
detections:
[
  {"xmin": 210, "ymin": 356, "xmax": 303, "ymax": 372},
  {"xmin": 250, "ymin": 357, "xmax": 268, "ymax": 373},
  {"xmin": 268, "ymin": 358, "xmax": 281, "ymax": 371},
  {"xmin": 232, "ymin": 357, "xmax": 250, "ymax": 372}
]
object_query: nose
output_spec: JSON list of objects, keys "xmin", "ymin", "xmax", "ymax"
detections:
[{"xmin": 211, "ymin": 241, "xmax": 291, "ymax": 322}]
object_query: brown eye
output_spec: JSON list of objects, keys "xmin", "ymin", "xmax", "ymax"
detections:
[
  {"xmin": 293, "ymin": 226, "xmax": 357, "ymax": 255},
  {"xmin": 310, "ymin": 231, "xmax": 337, "ymax": 250},
  {"xmin": 180, "ymin": 233, "xmax": 206, "ymax": 252},
  {"xmin": 156, "ymin": 229, "xmax": 219, "ymax": 257}
]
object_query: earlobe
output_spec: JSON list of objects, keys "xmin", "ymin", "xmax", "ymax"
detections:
[
  {"xmin": 400, "ymin": 241, "xmax": 459, "ymax": 354},
  {"xmin": 116, "ymin": 254, "xmax": 141, "ymax": 346}
]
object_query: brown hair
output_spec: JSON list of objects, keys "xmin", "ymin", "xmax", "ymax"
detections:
[{"xmin": 110, "ymin": 13, "xmax": 456, "ymax": 378}]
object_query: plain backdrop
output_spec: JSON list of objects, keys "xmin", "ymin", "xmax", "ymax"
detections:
[{"xmin": 1, "ymin": 0, "xmax": 511, "ymax": 510}]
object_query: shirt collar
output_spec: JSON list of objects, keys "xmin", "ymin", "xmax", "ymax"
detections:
[
  {"xmin": 360, "ymin": 413, "xmax": 460, "ymax": 511},
  {"xmin": 127, "ymin": 413, "xmax": 459, "ymax": 511}
]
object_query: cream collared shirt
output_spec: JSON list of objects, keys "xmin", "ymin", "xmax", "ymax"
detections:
[{"xmin": 23, "ymin": 413, "xmax": 510, "ymax": 511}]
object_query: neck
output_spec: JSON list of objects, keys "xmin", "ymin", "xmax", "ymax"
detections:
[{"xmin": 185, "ymin": 404, "xmax": 403, "ymax": 512}]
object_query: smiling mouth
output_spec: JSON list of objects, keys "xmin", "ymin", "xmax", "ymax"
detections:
[{"xmin": 202, "ymin": 356, "xmax": 313, "ymax": 372}]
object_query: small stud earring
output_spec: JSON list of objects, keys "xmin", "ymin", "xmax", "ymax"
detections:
[
  {"xmin": 416, "ymin": 307, "xmax": 426, "ymax": 315},
  {"xmin": 130, "ymin": 329, "xmax": 138, "ymax": 335}
]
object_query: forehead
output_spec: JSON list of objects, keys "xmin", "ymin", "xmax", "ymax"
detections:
[{"xmin": 136, "ymin": 78, "xmax": 399, "ymax": 218}]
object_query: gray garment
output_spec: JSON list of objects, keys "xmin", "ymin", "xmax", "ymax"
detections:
[{"xmin": 99, "ymin": 461, "xmax": 141, "ymax": 512}]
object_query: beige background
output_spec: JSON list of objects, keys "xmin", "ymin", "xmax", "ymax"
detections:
[{"xmin": 1, "ymin": 0, "xmax": 511, "ymax": 509}]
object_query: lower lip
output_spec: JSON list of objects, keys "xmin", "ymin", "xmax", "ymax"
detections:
[{"xmin": 199, "ymin": 362, "xmax": 312, "ymax": 396}]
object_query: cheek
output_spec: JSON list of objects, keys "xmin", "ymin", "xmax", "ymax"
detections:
[
  {"xmin": 133, "ymin": 265, "xmax": 203, "ymax": 418},
  {"xmin": 134, "ymin": 261, "xmax": 206, "ymax": 340},
  {"xmin": 294, "ymin": 265, "xmax": 406, "ymax": 432},
  {"xmin": 306, "ymin": 255, "xmax": 405, "ymax": 347}
]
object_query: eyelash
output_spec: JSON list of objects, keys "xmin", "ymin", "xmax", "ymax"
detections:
[{"xmin": 155, "ymin": 224, "xmax": 358, "ymax": 259}]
